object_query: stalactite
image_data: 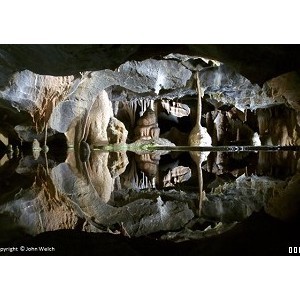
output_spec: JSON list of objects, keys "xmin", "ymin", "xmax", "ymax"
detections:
[
  {"xmin": 150, "ymin": 100, "xmax": 154, "ymax": 111},
  {"xmin": 257, "ymin": 106, "xmax": 300, "ymax": 146},
  {"xmin": 121, "ymin": 100, "xmax": 138, "ymax": 128},
  {"xmin": 206, "ymin": 112, "xmax": 214, "ymax": 139},
  {"xmin": 112, "ymin": 101, "xmax": 119, "ymax": 116},
  {"xmin": 161, "ymin": 99, "xmax": 190, "ymax": 118},
  {"xmin": 214, "ymin": 111, "xmax": 229, "ymax": 144},
  {"xmin": 138, "ymin": 99, "xmax": 151, "ymax": 117}
]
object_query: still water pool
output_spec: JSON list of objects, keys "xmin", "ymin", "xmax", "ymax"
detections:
[{"xmin": 1, "ymin": 147, "xmax": 300, "ymax": 255}]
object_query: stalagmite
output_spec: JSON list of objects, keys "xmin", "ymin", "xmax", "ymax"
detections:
[
  {"xmin": 252, "ymin": 132, "xmax": 262, "ymax": 146},
  {"xmin": 188, "ymin": 72, "xmax": 212, "ymax": 215},
  {"xmin": 188, "ymin": 72, "xmax": 212, "ymax": 147}
]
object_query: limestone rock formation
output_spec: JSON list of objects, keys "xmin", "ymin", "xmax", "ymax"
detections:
[
  {"xmin": 257, "ymin": 106, "xmax": 300, "ymax": 146},
  {"xmin": 263, "ymin": 71, "xmax": 300, "ymax": 113},
  {"xmin": 107, "ymin": 117, "xmax": 128, "ymax": 144},
  {"xmin": 188, "ymin": 72, "xmax": 212, "ymax": 148},
  {"xmin": 83, "ymin": 90, "xmax": 113, "ymax": 145},
  {"xmin": 160, "ymin": 127, "xmax": 189, "ymax": 146},
  {"xmin": 0, "ymin": 166, "xmax": 79, "ymax": 236},
  {"xmin": 134, "ymin": 108, "xmax": 160, "ymax": 141},
  {"xmin": 161, "ymin": 100, "xmax": 190, "ymax": 117}
]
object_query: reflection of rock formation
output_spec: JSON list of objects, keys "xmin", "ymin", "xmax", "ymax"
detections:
[
  {"xmin": 264, "ymin": 173, "xmax": 300, "ymax": 222},
  {"xmin": 1, "ymin": 147, "xmax": 299, "ymax": 242},
  {"xmin": 134, "ymin": 108, "xmax": 160, "ymax": 141},
  {"xmin": 85, "ymin": 151, "xmax": 115, "ymax": 203},
  {"xmin": 108, "ymin": 151, "xmax": 129, "ymax": 180},
  {"xmin": 52, "ymin": 157, "xmax": 194, "ymax": 237},
  {"xmin": 163, "ymin": 166, "xmax": 191, "ymax": 187},
  {"xmin": 66, "ymin": 149, "xmax": 129, "ymax": 203},
  {"xmin": 204, "ymin": 151, "xmax": 250, "ymax": 177},
  {"xmin": 0, "ymin": 166, "xmax": 79, "ymax": 236},
  {"xmin": 189, "ymin": 150, "xmax": 208, "ymax": 216},
  {"xmin": 257, "ymin": 151, "xmax": 300, "ymax": 178},
  {"xmin": 135, "ymin": 152, "xmax": 160, "ymax": 180},
  {"xmin": 203, "ymin": 174, "xmax": 286, "ymax": 222}
]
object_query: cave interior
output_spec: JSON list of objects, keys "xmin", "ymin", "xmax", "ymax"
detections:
[{"xmin": 1, "ymin": 44, "xmax": 300, "ymax": 255}]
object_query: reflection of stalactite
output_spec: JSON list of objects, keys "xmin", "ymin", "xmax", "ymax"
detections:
[
  {"xmin": 163, "ymin": 166, "xmax": 191, "ymax": 187},
  {"xmin": 122, "ymin": 159, "xmax": 140, "ymax": 190},
  {"xmin": 121, "ymin": 158, "xmax": 156, "ymax": 190},
  {"xmin": 203, "ymin": 151, "xmax": 249, "ymax": 177},
  {"xmin": 257, "ymin": 151, "xmax": 300, "ymax": 178},
  {"xmin": 139, "ymin": 171, "xmax": 155, "ymax": 189}
]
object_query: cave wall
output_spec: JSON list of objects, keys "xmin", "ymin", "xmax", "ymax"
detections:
[{"xmin": 2, "ymin": 48, "xmax": 300, "ymax": 147}]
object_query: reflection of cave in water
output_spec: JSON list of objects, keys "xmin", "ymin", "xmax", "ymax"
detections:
[{"xmin": 1, "ymin": 147, "xmax": 300, "ymax": 244}]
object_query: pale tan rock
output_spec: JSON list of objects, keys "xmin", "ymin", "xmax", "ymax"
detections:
[
  {"xmin": 107, "ymin": 117, "xmax": 128, "ymax": 144},
  {"xmin": 84, "ymin": 90, "xmax": 113, "ymax": 145},
  {"xmin": 134, "ymin": 108, "xmax": 160, "ymax": 140},
  {"xmin": 264, "ymin": 71, "xmax": 300, "ymax": 112}
]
